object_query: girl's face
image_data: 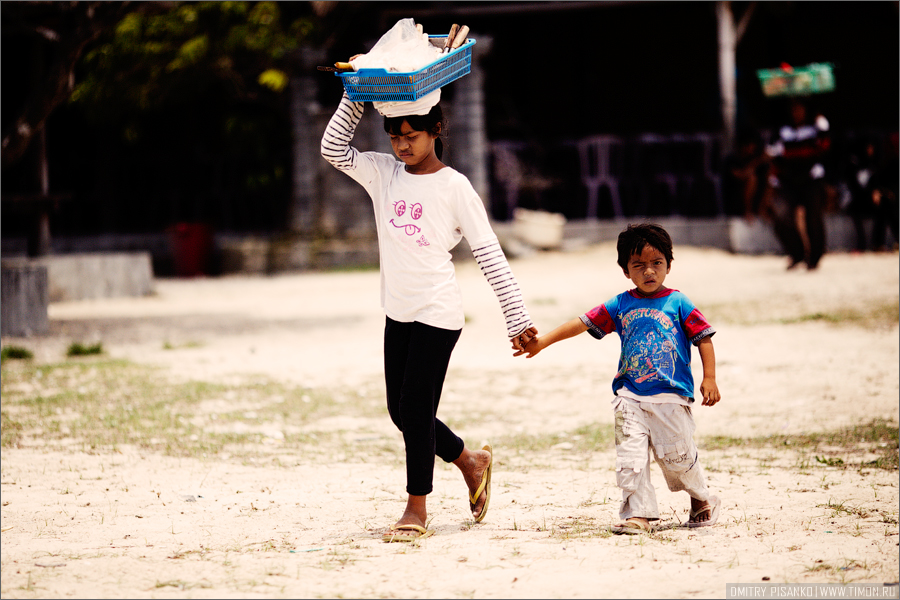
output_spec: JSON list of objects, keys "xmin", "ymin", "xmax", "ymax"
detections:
[
  {"xmin": 624, "ymin": 244, "xmax": 670, "ymax": 296},
  {"xmin": 389, "ymin": 120, "xmax": 439, "ymax": 173}
]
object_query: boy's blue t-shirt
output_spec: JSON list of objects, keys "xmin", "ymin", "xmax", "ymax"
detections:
[{"xmin": 580, "ymin": 288, "xmax": 715, "ymax": 401}]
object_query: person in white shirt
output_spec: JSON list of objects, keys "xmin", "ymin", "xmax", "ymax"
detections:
[{"xmin": 321, "ymin": 92, "xmax": 537, "ymax": 542}]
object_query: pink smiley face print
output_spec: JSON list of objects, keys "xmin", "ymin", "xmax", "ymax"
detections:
[{"xmin": 390, "ymin": 200, "xmax": 424, "ymax": 236}]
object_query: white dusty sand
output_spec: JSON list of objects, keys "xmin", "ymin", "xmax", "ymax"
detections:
[{"xmin": 1, "ymin": 243, "xmax": 898, "ymax": 598}]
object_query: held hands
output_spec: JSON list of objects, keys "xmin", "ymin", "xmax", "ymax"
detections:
[
  {"xmin": 510, "ymin": 327, "xmax": 538, "ymax": 354},
  {"xmin": 700, "ymin": 377, "xmax": 721, "ymax": 407},
  {"xmin": 511, "ymin": 330, "xmax": 542, "ymax": 358},
  {"xmin": 512, "ymin": 337, "xmax": 542, "ymax": 358}
]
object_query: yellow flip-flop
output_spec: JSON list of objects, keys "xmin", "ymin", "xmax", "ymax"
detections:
[
  {"xmin": 382, "ymin": 524, "xmax": 434, "ymax": 543},
  {"xmin": 469, "ymin": 444, "xmax": 492, "ymax": 523}
]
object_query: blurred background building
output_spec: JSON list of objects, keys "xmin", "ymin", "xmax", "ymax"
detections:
[{"xmin": 2, "ymin": 1, "xmax": 898, "ymax": 276}]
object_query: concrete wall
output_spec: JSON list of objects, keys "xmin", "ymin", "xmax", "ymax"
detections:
[
  {"xmin": 529, "ymin": 215, "xmax": 894, "ymax": 256},
  {"xmin": 1, "ymin": 262, "xmax": 48, "ymax": 337},
  {"xmin": 26, "ymin": 253, "xmax": 154, "ymax": 303},
  {"xmin": 0, "ymin": 216, "xmax": 891, "ymax": 286}
]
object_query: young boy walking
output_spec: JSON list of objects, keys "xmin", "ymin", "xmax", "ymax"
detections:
[{"xmin": 514, "ymin": 223, "xmax": 721, "ymax": 533}]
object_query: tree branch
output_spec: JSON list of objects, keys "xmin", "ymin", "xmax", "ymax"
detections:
[{"xmin": 1, "ymin": 1, "xmax": 135, "ymax": 170}]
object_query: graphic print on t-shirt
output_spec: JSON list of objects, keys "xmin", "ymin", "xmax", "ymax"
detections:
[
  {"xmin": 389, "ymin": 199, "xmax": 430, "ymax": 246},
  {"xmin": 618, "ymin": 308, "xmax": 677, "ymax": 386}
]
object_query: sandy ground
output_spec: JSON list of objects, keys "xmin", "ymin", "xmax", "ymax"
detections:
[{"xmin": 1, "ymin": 243, "xmax": 898, "ymax": 599}]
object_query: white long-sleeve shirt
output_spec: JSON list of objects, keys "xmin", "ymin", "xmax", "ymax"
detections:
[{"xmin": 321, "ymin": 94, "xmax": 533, "ymax": 337}]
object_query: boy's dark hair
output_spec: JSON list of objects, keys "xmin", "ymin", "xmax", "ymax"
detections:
[
  {"xmin": 616, "ymin": 223, "xmax": 674, "ymax": 272},
  {"xmin": 383, "ymin": 103, "xmax": 446, "ymax": 160}
]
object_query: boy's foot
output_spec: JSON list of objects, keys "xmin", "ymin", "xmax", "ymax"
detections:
[
  {"xmin": 611, "ymin": 517, "xmax": 654, "ymax": 535},
  {"xmin": 684, "ymin": 495, "xmax": 721, "ymax": 528}
]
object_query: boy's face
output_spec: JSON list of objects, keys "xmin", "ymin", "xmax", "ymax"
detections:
[{"xmin": 624, "ymin": 244, "xmax": 670, "ymax": 296}]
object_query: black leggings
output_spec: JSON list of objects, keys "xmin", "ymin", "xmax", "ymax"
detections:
[{"xmin": 384, "ymin": 317, "xmax": 464, "ymax": 496}]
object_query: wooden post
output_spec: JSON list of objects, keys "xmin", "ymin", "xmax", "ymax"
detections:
[{"xmin": 717, "ymin": 1, "xmax": 737, "ymax": 158}]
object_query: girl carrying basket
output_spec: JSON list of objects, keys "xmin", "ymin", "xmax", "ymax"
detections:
[{"xmin": 321, "ymin": 91, "xmax": 537, "ymax": 542}]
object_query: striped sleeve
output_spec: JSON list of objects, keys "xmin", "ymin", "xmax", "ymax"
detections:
[
  {"xmin": 320, "ymin": 92, "xmax": 365, "ymax": 171},
  {"xmin": 472, "ymin": 241, "xmax": 534, "ymax": 338}
]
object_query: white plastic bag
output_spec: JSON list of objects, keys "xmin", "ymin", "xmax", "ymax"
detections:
[
  {"xmin": 350, "ymin": 18, "xmax": 443, "ymax": 117},
  {"xmin": 350, "ymin": 19, "xmax": 440, "ymax": 73}
]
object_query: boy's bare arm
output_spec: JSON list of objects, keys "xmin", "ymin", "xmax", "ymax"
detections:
[
  {"xmin": 512, "ymin": 317, "xmax": 589, "ymax": 358},
  {"xmin": 697, "ymin": 337, "xmax": 720, "ymax": 406}
]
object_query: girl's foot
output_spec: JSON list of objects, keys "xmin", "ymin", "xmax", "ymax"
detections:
[
  {"xmin": 453, "ymin": 446, "xmax": 492, "ymax": 519},
  {"xmin": 393, "ymin": 494, "xmax": 427, "ymax": 530}
]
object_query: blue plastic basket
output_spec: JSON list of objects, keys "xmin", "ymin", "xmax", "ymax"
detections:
[{"xmin": 337, "ymin": 36, "xmax": 475, "ymax": 102}]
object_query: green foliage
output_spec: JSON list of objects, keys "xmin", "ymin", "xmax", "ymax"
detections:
[
  {"xmin": 257, "ymin": 68, "xmax": 289, "ymax": 92},
  {"xmin": 1, "ymin": 346, "xmax": 34, "ymax": 360},
  {"xmin": 63, "ymin": 1, "xmax": 316, "ymax": 228},
  {"xmin": 71, "ymin": 1, "xmax": 314, "ymax": 120}
]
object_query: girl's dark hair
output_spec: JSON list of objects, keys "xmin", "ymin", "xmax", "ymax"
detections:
[
  {"xmin": 383, "ymin": 103, "xmax": 446, "ymax": 160},
  {"xmin": 616, "ymin": 223, "xmax": 674, "ymax": 272}
]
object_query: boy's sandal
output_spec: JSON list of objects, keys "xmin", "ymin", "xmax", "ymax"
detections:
[
  {"xmin": 610, "ymin": 520, "xmax": 655, "ymax": 535},
  {"xmin": 682, "ymin": 495, "xmax": 721, "ymax": 528}
]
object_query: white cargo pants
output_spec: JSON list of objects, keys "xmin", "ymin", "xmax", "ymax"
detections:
[{"xmin": 613, "ymin": 395, "xmax": 709, "ymax": 521}]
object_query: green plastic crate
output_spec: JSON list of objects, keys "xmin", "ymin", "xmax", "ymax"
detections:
[{"xmin": 756, "ymin": 63, "xmax": 836, "ymax": 97}]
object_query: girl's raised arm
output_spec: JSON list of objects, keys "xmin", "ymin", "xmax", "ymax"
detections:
[{"xmin": 321, "ymin": 92, "xmax": 365, "ymax": 172}]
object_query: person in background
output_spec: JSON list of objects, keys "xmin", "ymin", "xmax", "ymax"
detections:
[
  {"xmin": 766, "ymin": 99, "xmax": 831, "ymax": 270},
  {"xmin": 724, "ymin": 129, "xmax": 773, "ymax": 223},
  {"xmin": 846, "ymin": 135, "xmax": 899, "ymax": 252}
]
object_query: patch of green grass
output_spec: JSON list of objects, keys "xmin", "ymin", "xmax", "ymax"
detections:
[
  {"xmin": 1, "ymin": 411, "xmax": 25, "ymax": 447},
  {"xmin": 1, "ymin": 346, "xmax": 33, "ymax": 360},
  {"xmin": 0, "ymin": 357, "xmax": 345, "ymax": 459},
  {"xmin": 66, "ymin": 342, "xmax": 103, "ymax": 357},
  {"xmin": 496, "ymin": 423, "xmax": 615, "ymax": 454},
  {"xmin": 162, "ymin": 340, "xmax": 203, "ymax": 350},
  {"xmin": 701, "ymin": 419, "xmax": 899, "ymax": 471},
  {"xmin": 324, "ymin": 263, "xmax": 379, "ymax": 273},
  {"xmin": 805, "ymin": 561, "xmax": 834, "ymax": 573},
  {"xmin": 779, "ymin": 302, "xmax": 900, "ymax": 327},
  {"xmin": 819, "ymin": 498, "xmax": 870, "ymax": 518},
  {"xmin": 706, "ymin": 299, "xmax": 899, "ymax": 329}
]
